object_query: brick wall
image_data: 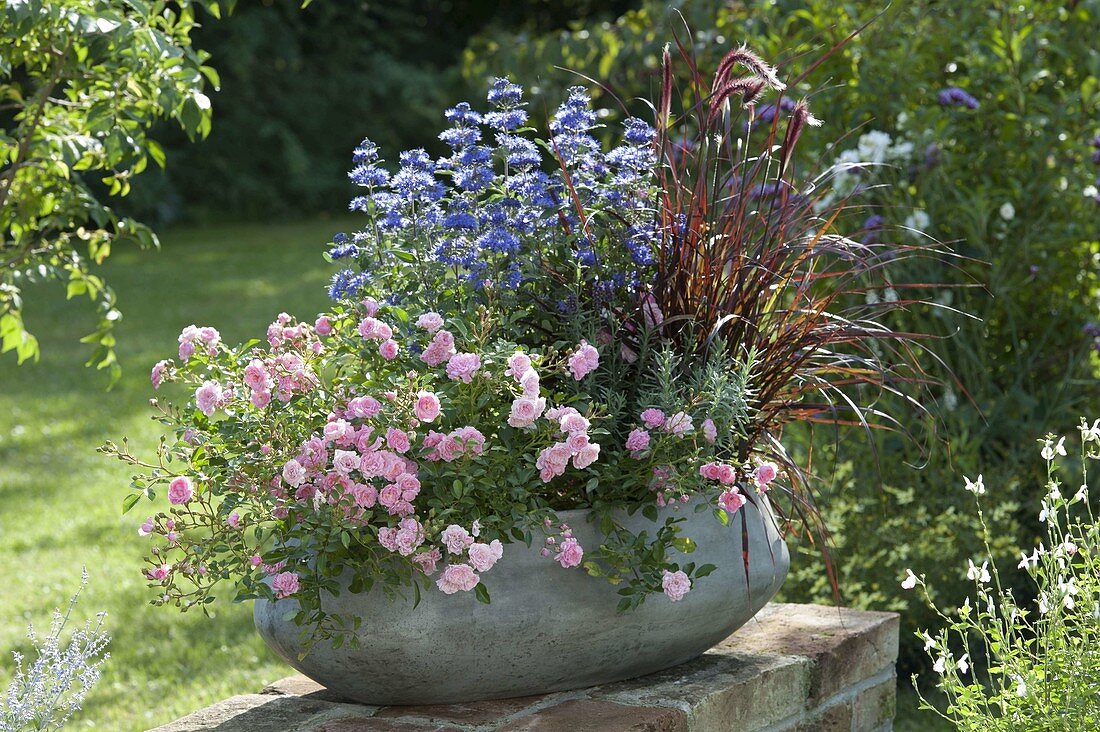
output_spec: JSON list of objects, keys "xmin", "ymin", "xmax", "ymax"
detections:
[{"xmin": 154, "ymin": 603, "xmax": 898, "ymax": 732}]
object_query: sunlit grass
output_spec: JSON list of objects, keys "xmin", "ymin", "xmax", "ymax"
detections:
[{"xmin": 0, "ymin": 217, "xmax": 348, "ymax": 729}]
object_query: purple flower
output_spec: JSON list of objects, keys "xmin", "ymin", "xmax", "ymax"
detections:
[{"xmin": 937, "ymin": 87, "xmax": 980, "ymax": 110}]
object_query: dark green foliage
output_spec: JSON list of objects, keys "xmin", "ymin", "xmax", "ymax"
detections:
[{"xmin": 131, "ymin": 0, "xmax": 640, "ymax": 222}]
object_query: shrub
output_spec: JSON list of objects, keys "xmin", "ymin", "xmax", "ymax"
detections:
[
  {"xmin": 0, "ymin": 571, "xmax": 109, "ymax": 731},
  {"xmin": 907, "ymin": 420, "xmax": 1100, "ymax": 729}
]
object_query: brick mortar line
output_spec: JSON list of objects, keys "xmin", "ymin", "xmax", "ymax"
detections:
[
  {"xmin": 380, "ymin": 689, "xmax": 594, "ymax": 731},
  {"xmin": 749, "ymin": 665, "xmax": 897, "ymax": 732}
]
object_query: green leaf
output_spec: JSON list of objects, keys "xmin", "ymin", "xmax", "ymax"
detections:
[
  {"xmin": 474, "ymin": 583, "xmax": 491, "ymax": 604},
  {"xmin": 122, "ymin": 493, "xmax": 142, "ymax": 514}
]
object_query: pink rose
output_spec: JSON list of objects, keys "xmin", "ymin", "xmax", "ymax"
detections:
[
  {"xmin": 436, "ymin": 563, "xmax": 479, "ymax": 594},
  {"xmin": 413, "ymin": 548, "xmax": 442, "ymax": 575},
  {"xmin": 416, "ymin": 312, "xmax": 444, "ymax": 333},
  {"xmin": 146, "ymin": 564, "xmax": 171, "ymax": 581},
  {"xmin": 378, "ymin": 484, "xmax": 401, "ymax": 510},
  {"xmin": 468, "ymin": 540, "xmax": 504, "ymax": 572},
  {"xmin": 243, "ymin": 359, "xmax": 271, "ymax": 392},
  {"xmin": 413, "ymin": 391, "xmax": 441, "ymax": 422},
  {"xmin": 379, "ymin": 339, "xmax": 400, "ymax": 360},
  {"xmin": 567, "ymin": 341, "xmax": 600, "ymax": 380},
  {"xmin": 314, "ymin": 316, "xmax": 333, "ymax": 335},
  {"xmin": 508, "ymin": 396, "xmax": 545, "ymax": 428},
  {"xmin": 566, "ymin": 432, "xmax": 589, "ymax": 453},
  {"xmin": 168, "ymin": 476, "xmax": 193, "ymax": 505},
  {"xmin": 699, "ymin": 462, "xmax": 721, "ymax": 481},
  {"xmin": 378, "ymin": 527, "xmax": 399, "ymax": 551},
  {"xmin": 446, "ymin": 352, "xmax": 482, "ymax": 383},
  {"xmin": 507, "ymin": 351, "xmax": 532, "ymax": 380},
  {"xmin": 150, "ymin": 360, "xmax": 170, "ymax": 389},
  {"xmin": 661, "ymin": 570, "xmax": 691, "ymax": 602},
  {"xmin": 332, "ymin": 449, "xmax": 361, "ymax": 475},
  {"xmin": 138, "ymin": 517, "xmax": 155, "ymax": 536},
  {"xmin": 251, "ymin": 390, "xmax": 272, "ymax": 408},
  {"xmin": 559, "ymin": 413, "xmax": 590, "ymax": 435},
  {"xmin": 702, "ymin": 418, "xmax": 718, "ymax": 444},
  {"xmin": 420, "ymin": 330, "xmax": 456, "ymax": 367},
  {"xmin": 664, "ymin": 411, "xmax": 693, "ymax": 436},
  {"xmin": 754, "ymin": 462, "xmax": 778, "ymax": 491},
  {"xmin": 362, "ymin": 298, "xmax": 379, "ymax": 316},
  {"xmin": 358, "ymin": 317, "xmax": 384, "ymax": 340},
  {"xmin": 347, "ymin": 395, "xmax": 382, "ymax": 419},
  {"xmin": 272, "ymin": 571, "xmax": 300, "ymax": 599},
  {"xmin": 195, "ymin": 380, "xmax": 223, "ymax": 416},
  {"xmin": 452, "ymin": 426, "xmax": 485, "ymax": 456},
  {"xmin": 572, "ymin": 442, "xmax": 601, "ymax": 469},
  {"xmin": 625, "ymin": 429, "xmax": 650, "ymax": 454},
  {"xmin": 350, "ymin": 484, "xmax": 377, "ymax": 508},
  {"xmin": 394, "ymin": 521, "xmax": 424, "ymax": 556},
  {"xmin": 716, "ymin": 464, "xmax": 736, "ymax": 485},
  {"xmin": 718, "ymin": 489, "xmax": 746, "ymax": 515},
  {"xmin": 640, "ymin": 408, "xmax": 666, "ymax": 429},
  {"xmin": 519, "ymin": 368, "xmax": 540, "ymax": 397},
  {"xmin": 386, "ymin": 428, "xmax": 411, "ymax": 453},
  {"xmin": 282, "ymin": 459, "xmax": 306, "ymax": 487},
  {"xmin": 227, "ymin": 512, "xmax": 241, "ymax": 528},
  {"xmin": 441, "ymin": 524, "xmax": 474, "ymax": 554},
  {"xmin": 555, "ymin": 538, "xmax": 584, "ymax": 568}
]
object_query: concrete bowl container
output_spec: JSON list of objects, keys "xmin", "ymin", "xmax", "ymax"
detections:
[{"xmin": 254, "ymin": 496, "xmax": 789, "ymax": 705}]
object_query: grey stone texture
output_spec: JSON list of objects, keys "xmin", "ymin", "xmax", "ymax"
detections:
[
  {"xmin": 255, "ymin": 498, "xmax": 790, "ymax": 705},
  {"xmin": 152, "ymin": 603, "xmax": 898, "ymax": 732}
]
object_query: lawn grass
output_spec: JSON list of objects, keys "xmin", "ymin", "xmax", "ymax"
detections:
[
  {"xmin": 0, "ymin": 217, "xmax": 347, "ymax": 729},
  {"xmin": 0, "ymin": 216, "xmax": 946, "ymax": 730}
]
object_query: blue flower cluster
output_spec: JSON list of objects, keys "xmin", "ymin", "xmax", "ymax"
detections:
[
  {"xmin": 328, "ymin": 79, "xmax": 661, "ymax": 300},
  {"xmin": 937, "ymin": 87, "xmax": 980, "ymax": 110}
]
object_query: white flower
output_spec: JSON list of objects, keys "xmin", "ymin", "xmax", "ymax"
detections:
[
  {"xmin": 1014, "ymin": 676, "xmax": 1027, "ymax": 697},
  {"xmin": 1058, "ymin": 577, "xmax": 1078, "ymax": 609},
  {"xmin": 904, "ymin": 210, "xmax": 930, "ymax": 236},
  {"xmin": 857, "ymin": 130, "xmax": 894, "ymax": 165},
  {"xmin": 901, "ymin": 569, "xmax": 919, "ymax": 590},
  {"xmin": 1085, "ymin": 184, "xmax": 1099, "ymax": 198},
  {"xmin": 932, "ymin": 656, "xmax": 947, "ymax": 674},
  {"xmin": 883, "ymin": 287, "xmax": 899, "ymax": 302},
  {"xmin": 1039, "ymin": 501, "xmax": 1051, "ymax": 524},
  {"xmin": 957, "ymin": 653, "xmax": 970, "ymax": 674},
  {"xmin": 999, "ymin": 202, "xmax": 1015, "ymax": 220},
  {"xmin": 1018, "ymin": 546, "xmax": 1042, "ymax": 570},
  {"xmin": 1039, "ymin": 594, "xmax": 1050, "ymax": 615},
  {"xmin": 1081, "ymin": 418, "xmax": 1100, "ymax": 443},
  {"xmin": 921, "ymin": 632, "xmax": 936, "ymax": 652},
  {"xmin": 1062, "ymin": 539, "xmax": 1077, "ymax": 556},
  {"xmin": 967, "ymin": 559, "xmax": 991, "ymax": 584},
  {"xmin": 865, "ymin": 290, "xmax": 880, "ymax": 305},
  {"xmin": 1074, "ymin": 483, "xmax": 1088, "ymax": 503},
  {"xmin": 1041, "ymin": 436, "xmax": 1067, "ymax": 460},
  {"xmin": 942, "ymin": 388, "xmax": 958, "ymax": 411},
  {"xmin": 964, "ymin": 474, "xmax": 986, "ymax": 495},
  {"xmin": 959, "ymin": 597, "xmax": 972, "ymax": 618}
]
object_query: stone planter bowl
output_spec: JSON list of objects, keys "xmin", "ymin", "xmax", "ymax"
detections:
[{"xmin": 254, "ymin": 495, "xmax": 789, "ymax": 705}]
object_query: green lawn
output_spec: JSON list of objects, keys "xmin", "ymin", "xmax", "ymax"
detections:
[
  {"xmin": 0, "ymin": 218, "xmax": 346, "ymax": 729},
  {"xmin": 0, "ymin": 217, "xmax": 946, "ymax": 730}
]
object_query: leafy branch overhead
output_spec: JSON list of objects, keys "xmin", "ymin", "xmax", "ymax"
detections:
[{"xmin": 0, "ymin": 0, "xmax": 221, "ymax": 380}]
